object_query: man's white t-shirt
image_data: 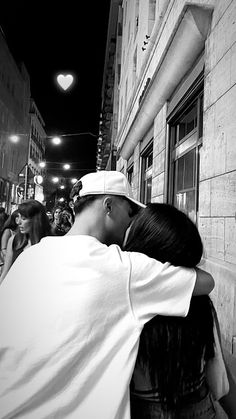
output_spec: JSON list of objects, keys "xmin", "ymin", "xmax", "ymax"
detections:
[{"xmin": 0, "ymin": 235, "xmax": 196, "ymax": 419}]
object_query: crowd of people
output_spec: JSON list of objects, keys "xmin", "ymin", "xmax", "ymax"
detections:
[
  {"xmin": 0, "ymin": 170, "xmax": 235, "ymax": 419},
  {"xmin": 0, "ymin": 201, "xmax": 75, "ymax": 282}
]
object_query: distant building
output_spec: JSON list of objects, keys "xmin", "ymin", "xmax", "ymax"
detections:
[
  {"xmin": 100, "ymin": 0, "xmax": 236, "ymax": 361},
  {"xmin": 28, "ymin": 99, "xmax": 46, "ymax": 203},
  {"xmin": 0, "ymin": 29, "xmax": 30, "ymax": 212}
]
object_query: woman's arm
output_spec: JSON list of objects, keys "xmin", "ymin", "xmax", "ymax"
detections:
[
  {"xmin": 0, "ymin": 235, "xmax": 14, "ymax": 284},
  {"xmin": 1, "ymin": 229, "xmax": 11, "ymax": 259},
  {"xmin": 192, "ymin": 268, "xmax": 215, "ymax": 295}
]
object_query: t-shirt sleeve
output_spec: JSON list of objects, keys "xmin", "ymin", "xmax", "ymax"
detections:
[{"xmin": 128, "ymin": 251, "xmax": 196, "ymax": 327}]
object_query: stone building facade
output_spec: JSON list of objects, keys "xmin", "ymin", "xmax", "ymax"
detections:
[
  {"xmin": 100, "ymin": 0, "xmax": 236, "ymax": 360},
  {"xmin": 0, "ymin": 29, "xmax": 31, "ymax": 212}
]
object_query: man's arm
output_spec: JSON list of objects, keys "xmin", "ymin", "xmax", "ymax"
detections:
[{"xmin": 192, "ymin": 267, "xmax": 214, "ymax": 295}]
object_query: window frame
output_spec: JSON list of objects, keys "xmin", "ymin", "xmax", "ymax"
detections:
[
  {"xmin": 167, "ymin": 76, "xmax": 204, "ymax": 222},
  {"xmin": 140, "ymin": 142, "xmax": 153, "ymax": 204}
]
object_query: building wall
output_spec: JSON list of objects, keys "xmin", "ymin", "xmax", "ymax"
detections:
[
  {"xmin": 0, "ymin": 30, "xmax": 30, "ymax": 212},
  {"xmin": 114, "ymin": 0, "xmax": 236, "ymax": 359}
]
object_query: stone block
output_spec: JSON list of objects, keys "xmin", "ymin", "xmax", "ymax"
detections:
[
  {"xmin": 211, "ymin": 0, "xmax": 234, "ymax": 30},
  {"xmin": 205, "ymin": 50, "xmax": 231, "ymax": 108},
  {"xmin": 215, "ymin": 84, "xmax": 236, "ymax": 172},
  {"xmin": 198, "ymin": 179, "xmax": 211, "ymax": 216},
  {"xmin": 199, "ymin": 217, "xmax": 224, "ymax": 261},
  {"xmin": 153, "ymin": 149, "xmax": 165, "ymax": 177},
  {"xmin": 225, "ymin": 217, "xmax": 236, "ymax": 264},
  {"xmin": 152, "ymin": 172, "xmax": 165, "ymax": 198},
  {"xmin": 230, "ymin": 41, "xmax": 236, "ymax": 86},
  {"xmin": 154, "ymin": 104, "xmax": 167, "ymax": 137},
  {"xmin": 200, "ymin": 257, "xmax": 236, "ymax": 353},
  {"xmin": 153, "ymin": 128, "xmax": 166, "ymax": 156},
  {"xmin": 200, "ymin": 105, "xmax": 216, "ymax": 179},
  {"xmin": 212, "ymin": 1, "xmax": 236, "ymax": 64},
  {"xmin": 211, "ymin": 172, "xmax": 236, "ymax": 216}
]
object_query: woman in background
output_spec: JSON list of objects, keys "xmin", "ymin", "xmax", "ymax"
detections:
[
  {"xmin": 125, "ymin": 203, "xmax": 233, "ymax": 418},
  {"xmin": 0, "ymin": 210, "xmax": 19, "ymax": 261},
  {"xmin": 0, "ymin": 200, "xmax": 51, "ymax": 283}
]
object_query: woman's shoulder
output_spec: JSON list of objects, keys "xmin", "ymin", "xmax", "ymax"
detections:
[{"xmin": 6, "ymin": 234, "xmax": 15, "ymax": 248}]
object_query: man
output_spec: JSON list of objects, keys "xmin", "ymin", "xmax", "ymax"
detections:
[{"xmin": 0, "ymin": 171, "xmax": 214, "ymax": 419}]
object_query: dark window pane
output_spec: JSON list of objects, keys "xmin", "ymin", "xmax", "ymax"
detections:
[
  {"xmin": 178, "ymin": 102, "xmax": 197, "ymax": 141},
  {"xmin": 184, "ymin": 149, "xmax": 195, "ymax": 189},
  {"xmin": 176, "ymin": 157, "xmax": 184, "ymax": 191},
  {"xmin": 175, "ymin": 190, "xmax": 196, "ymax": 222}
]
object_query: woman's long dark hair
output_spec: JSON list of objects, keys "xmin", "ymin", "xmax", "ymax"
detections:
[
  {"xmin": 125, "ymin": 203, "xmax": 215, "ymax": 410},
  {"xmin": 2, "ymin": 210, "xmax": 19, "ymax": 232},
  {"xmin": 13, "ymin": 200, "xmax": 51, "ymax": 253}
]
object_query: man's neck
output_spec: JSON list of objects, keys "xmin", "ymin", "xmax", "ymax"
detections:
[{"xmin": 66, "ymin": 210, "xmax": 105, "ymax": 243}]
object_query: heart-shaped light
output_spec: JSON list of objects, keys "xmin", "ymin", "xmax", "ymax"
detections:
[{"xmin": 57, "ymin": 74, "xmax": 74, "ymax": 91}]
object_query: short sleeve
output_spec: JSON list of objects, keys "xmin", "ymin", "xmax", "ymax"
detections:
[{"xmin": 128, "ymin": 251, "xmax": 196, "ymax": 327}]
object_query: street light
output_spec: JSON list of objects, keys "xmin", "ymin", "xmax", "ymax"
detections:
[
  {"xmin": 9, "ymin": 135, "xmax": 20, "ymax": 143},
  {"xmin": 51, "ymin": 136, "xmax": 62, "ymax": 145},
  {"xmin": 63, "ymin": 163, "xmax": 70, "ymax": 170},
  {"xmin": 52, "ymin": 177, "xmax": 59, "ymax": 183}
]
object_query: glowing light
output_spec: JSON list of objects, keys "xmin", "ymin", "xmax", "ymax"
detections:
[
  {"xmin": 9, "ymin": 135, "xmax": 20, "ymax": 143},
  {"xmin": 51, "ymin": 136, "xmax": 62, "ymax": 145},
  {"xmin": 60, "ymin": 185, "xmax": 65, "ymax": 189},
  {"xmin": 34, "ymin": 175, "xmax": 43, "ymax": 185},
  {"xmin": 63, "ymin": 164, "xmax": 70, "ymax": 170},
  {"xmin": 52, "ymin": 177, "xmax": 59, "ymax": 183},
  {"xmin": 39, "ymin": 162, "xmax": 46, "ymax": 168},
  {"xmin": 71, "ymin": 178, "xmax": 77, "ymax": 184},
  {"xmin": 57, "ymin": 74, "xmax": 74, "ymax": 91},
  {"xmin": 59, "ymin": 197, "xmax": 65, "ymax": 202}
]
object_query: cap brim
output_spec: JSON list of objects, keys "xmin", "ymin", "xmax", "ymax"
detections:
[{"xmin": 126, "ymin": 197, "xmax": 146, "ymax": 208}]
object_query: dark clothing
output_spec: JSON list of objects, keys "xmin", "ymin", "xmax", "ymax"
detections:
[{"xmin": 130, "ymin": 383, "xmax": 216, "ymax": 418}]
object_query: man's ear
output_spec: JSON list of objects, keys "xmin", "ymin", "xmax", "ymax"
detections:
[{"xmin": 103, "ymin": 196, "xmax": 113, "ymax": 215}]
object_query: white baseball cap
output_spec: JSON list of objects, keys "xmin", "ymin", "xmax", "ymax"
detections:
[{"xmin": 76, "ymin": 170, "xmax": 146, "ymax": 208}]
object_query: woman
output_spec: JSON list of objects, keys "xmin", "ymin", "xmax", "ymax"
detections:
[
  {"xmin": 0, "ymin": 200, "xmax": 51, "ymax": 283},
  {"xmin": 0, "ymin": 210, "xmax": 19, "ymax": 262},
  {"xmin": 124, "ymin": 203, "xmax": 232, "ymax": 418},
  {"xmin": 51, "ymin": 205, "xmax": 64, "ymax": 236}
]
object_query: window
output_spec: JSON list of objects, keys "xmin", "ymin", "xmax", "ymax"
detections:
[
  {"xmin": 127, "ymin": 164, "xmax": 134, "ymax": 189},
  {"xmin": 134, "ymin": 0, "xmax": 139, "ymax": 37},
  {"xmin": 168, "ymin": 82, "xmax": 203, "ymax": 222},
  {"xmin": 141, "ymin": 144, "xmax": 153, "ymax": 204},
  {"xmin": 148, "ymin": 0, "xmax": 156, "ymax": 35},
  {"xmin": 133, "ymin": 48, "xmax": 137, "ymax": 86}
]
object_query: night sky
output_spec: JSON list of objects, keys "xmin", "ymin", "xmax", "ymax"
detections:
[{"xmin": 0, "ymin": 1, "xmax": 111, "ymax": 185}]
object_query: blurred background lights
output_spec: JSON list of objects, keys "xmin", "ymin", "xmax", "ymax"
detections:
[
  {"xmin": 59, "ymin": 185, "xmax": 65, "ymax": 189},
  {"xmin": 52, "ymin": 177, "xmax": 59, "ymax": 183},
  {"xmin": 9, "ymin": 135, "xmax": 20, "ymax": 143},
  {"xmin": 39, "ymin": 161, "xmax": 46, "ymax": 168},
  {"xmin": 51, "ymin": 136, "xmax": 62, "ymax": 145},
  {"xmin": 63, "ymin": 163, "xmax": 70, "ymax": 170},
  {"xmin": 71, "ymin": 178, "xmax": 77, "ymax": 184}
]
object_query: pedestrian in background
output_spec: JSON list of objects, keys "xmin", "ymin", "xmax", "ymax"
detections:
[
  {"xmin": 0, "ymin": 171, "xmax": 214, "ymax": 418},
  {"xmin": 0, "ymin": 209, "xmax": 19, "ymax": 262},
  {"xmin": 60, "ymin": 205, "xmax": 74, "ymax": 233},
  {"xmin": 0, "ymin": 207, "xmax": 8, "ymax": 232},
  {"xmin": 125, "ymin": 203, "xmax": 232, "ymax": 418},
  {"xmin": 51, "ymin": 205, "xmax": 64, "ymax": 235},
  {"xmin": 0, "ymin": 199, "xmax": 51, "ymax": 284}
]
